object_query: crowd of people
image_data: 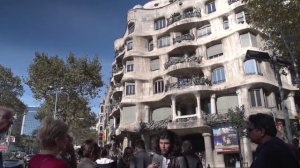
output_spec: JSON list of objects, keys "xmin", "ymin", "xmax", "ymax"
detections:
[{"xmin": 1, "ymin": 106, "xmax": 300, "ymax": 168}]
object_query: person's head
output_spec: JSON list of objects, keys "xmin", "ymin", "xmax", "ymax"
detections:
[
  {"xmin": 123, "ymin": 147, "xmax": 134, "ymax": 164},
  {"xmin": 158, "ymin": 130, "xmax": 175, "ymax": 156},
  {"xmin": 0, "ymin": 106, "xmax": 14, "ymax": 133},
  {"xmin": 37, "ymin": 117, "xmax": 69, "ymax": 153},
  {"xmin": 247, "ymin": 113, "xmax": 277, "ymax": 144},
  {"xmin": 99, "ymin": 146, "xmax": 109, "ymax": 158},
  {"xmin": 182, "ymin": 140, "xmax": 193, "ymax": 154},
  {"xmin": 134, "ymin": 139, "xmax": 145, "ymax": 150},
  {"xmin": 292, "ymin": 138, "xmax": 299, "ymax": 148},
  {"xmin": 78, "ymin": 139, "xmax": 99, "ymax": 161}
]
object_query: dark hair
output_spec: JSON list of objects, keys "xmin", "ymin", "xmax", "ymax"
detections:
[
  {"xmin": 78, "ymin": 139, "xmax": 99, "ymax": 159},
  {"xmin": 122, "ymin": 147, "xmax": 134, "ymax": 166},
  {"xmin": 248, "ymin": 113, "xmax": 277, "ymax": 137},
  {"xmin": 134, "ymin": 139, "xmax": 145, "ymax": 150},
  {"xmin": 159, "ymin": 130, "xmax": 175, "ymax": 146},
  {"xmin": 157, "ymin": 129, "xmax": 181, "ymax": 156},
  {"xmin": 182, "ymin": 140, "xmax": 193, "ymax": 155},
  {"xmin": 100, "ymin": 147, "xmax": 109, "ymax": 158}
]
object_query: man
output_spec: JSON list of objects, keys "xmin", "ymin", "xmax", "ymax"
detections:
[
  {"xmin": 148, "ymin": 130, "xmax": 187, "ymax": 168},
  {"xmin": 133, "ymin": 139, "xmax": 151, "ymax": 168},
  {"xmin": 0, "ymin": 106, "xmax": 14, "ymax": 168},
  {"xmin": 248, "ymin": 113, "xmax": 299, "ymax": 168},
  {"xmin": 181, "ymin": 140, "xmax": 203, "ymax": 168}
]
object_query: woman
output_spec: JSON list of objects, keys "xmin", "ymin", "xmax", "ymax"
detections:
[
  {"xmin": 118, "ymin": 147, "xmax": 135, "ymax": 168},
  {"xmin": 29, "ymin": 117, "xmax": 69, "ymax": 168},
  {"xmin": 77, "ymin": 139, "xmax": 99, "ymax": 168}
]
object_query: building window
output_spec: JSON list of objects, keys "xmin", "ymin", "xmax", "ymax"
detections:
[
  {"xmin": 206, "ymin": 1, "xmax": 216, "ymax": 14},
  {"xmin": 212, "ymin": 67, "xmax": 225, "ymax": 84},
  {"xmin": 157, "ymin": 36, "xmax": 170, "ymax": 48},
  {"xmin": 128, "ymin": 22, "xmax": 135, "ymax": 34},
  {"xmin": 223, "ymin": 17, "xmax": 229, "ymax": 29},
  {"xmin": 126, "ymin": 39, "xmax": 133, "ymax": 51},
  {"xmin": 148, "ymin": 39, "xmax": 153, "ymax": 51},
  {"xmin": 154, "ymin": 17, "xmax": 166, "ymax": 30},
  {"xmin": 125, "ymin": 82, "xmax": 135, "ymax": 95},
  {"xmin": 249, "ymin": 88, "xmax": 266, "ymax": 107},
  {"xmin": 153, "ymin": 79, "xmax": 164, "ymax": 93},
  {"xmin": 240, "ymin": 32, "xmax": 258, "ymax": 47},
  {"xmin": 126, "ymin": 60, "xmax": 134, "ymax": 72},
  {"xmin": 207, "ymin": 43, "xmax": 223, "ymax": 59},
  {"xmin": 236, "ymin": 11, "xmax": 248, "ymax": 24},
  {"xmin": 244, "ymin": 59, "xmax": 261, "ymax": 75},
  {"xmin": 197, "ymin": 24, "xmax": 211, "ymax": 38},
  {"xmin": 150, "ymin": 58, "xmax": 160, "ymax": 71}
]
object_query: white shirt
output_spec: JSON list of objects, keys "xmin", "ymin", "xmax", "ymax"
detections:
[{"xmin": 162, "ymin": 156, "xmax": 170, "ymax": 168}]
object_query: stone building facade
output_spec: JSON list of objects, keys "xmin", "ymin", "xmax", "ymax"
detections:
[{"xmin": 100, "ymin": 0, "xmax": 299, "ymax": 167}]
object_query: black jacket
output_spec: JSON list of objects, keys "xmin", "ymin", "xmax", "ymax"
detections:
[{"xmin": 251, "ymin": 137, "xmax": 300, "ymax": 168}]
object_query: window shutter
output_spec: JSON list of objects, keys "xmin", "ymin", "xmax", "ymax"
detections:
[
  {"xmin": 207, "ymin": 44, "xmax": 223, "ymax": 58},
  {"xmin": 150, "ymin": 59, "xmax": 160, "ymax": 71},
  {"xmin": 250, "ymin": 33, "xmax": 258, "ymax": 47},
  {"xmin": 240, "ymin": 33, "xmax": 250, "ymax": 47}
]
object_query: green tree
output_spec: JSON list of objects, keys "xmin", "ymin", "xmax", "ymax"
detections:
[
  {"xmin": 227, "ymin": 106, "xmax": 247, "ymax": 168},
  {"xmin": 246, "ymin": 0, "xmax": 300, "ymax": 71},
  {"xmin": 0, "ymin": 64, "xmax": 26, "ymax": 113},
  {"xmin": 26, "ymin": 52, "xmax": 103, "ymax": 139}
]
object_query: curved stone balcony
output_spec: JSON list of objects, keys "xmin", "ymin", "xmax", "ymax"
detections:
[
  {"xmin": 112, "ymin": 66, "xmax": 124, "ymax": 81},
  {"xmin": 164, "ymin": 55, "xmax": 202, "ymax": 69},
  {"xmin": 110, "ymin": 102, "xmax": 120, "ymax": 117},
  {"xmin": 112, "ymin": 84, "xmax": 123, "ymax": 97},
  {"xmin": 115, "ymin": 45, "xmax": 125, "ymax": 58}
]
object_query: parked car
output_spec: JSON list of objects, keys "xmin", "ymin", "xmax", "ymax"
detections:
[{"xmin": 3, "ymin": 159, "xmax": 24, "ymax": 168}]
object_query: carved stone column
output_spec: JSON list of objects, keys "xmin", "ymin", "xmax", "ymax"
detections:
[
  {"xmin": 203, "ymin": 133, "xmax": 214, "ymax": 167},
  {"xmin": 144, "ymin": 105, "xmax": 150, "ymax": 123},
  {"xmin": 171, "ymin": 95, "xmax": 177, "ymax": 121},
  {"xmin": 195, "ymin": 92, "xmax": 202, "ymax": 119},
  {"xmin": 288, "ymin": 92, "xmax": 297, "ymax": 116},
  {"xmin": 241, "ymin": 136, "xmax": 253, "ymax": 167},
  {"xmin": 210, "ymin": 94, "xmax": 216, "ymax": 114}
]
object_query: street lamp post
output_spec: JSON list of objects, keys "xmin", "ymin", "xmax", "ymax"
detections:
[{"xmin": 48, "ymin": 85, "xmax": 64, "ymax": 119}]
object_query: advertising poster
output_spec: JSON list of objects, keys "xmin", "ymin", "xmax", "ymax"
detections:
[{"xmin": 213, "ymin": 126, "xmax": 239, "ymax": 152}]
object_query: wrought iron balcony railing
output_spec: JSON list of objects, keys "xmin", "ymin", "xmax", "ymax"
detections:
[
  {"xmin": 167, "ymin": 9, "xmax": 201, "ymax": 26},
  {"xmin": 165, "ymin": 76, "xmax": 211, "ymax": 91},
  {"xmin": 173, "ymin": 33, "xmax": 195, "ymax": 44},
  {"xmin": 112, "ymin": 66, "xmax": 123, "ymax": 74},
  {"xmin": 228, "ymin": 0, "xmax": 239, "ymax": 5},
  {"xmin": 164, "ymin": 55, "xmax": 202, "ymax": 69},
  {"xmin": 110, "ymin": 99, "xmax": 121, "ymax": 109},
  {"xmin": 115, "ymin": 45, "xmax": 125, "ymax": 57},
  {"xmin": 202, "ymin": 113, "xmax": 230, "ymax": 125}
]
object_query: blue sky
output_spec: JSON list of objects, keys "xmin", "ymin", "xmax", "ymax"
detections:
[{"xmin": 0, "ymin": 0, "xmax": 149, "ymax": 113}]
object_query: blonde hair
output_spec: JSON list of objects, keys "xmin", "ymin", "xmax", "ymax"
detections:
[{"xmin": 37, "ymin": 117, "xmax": 69, "ymax": 149}]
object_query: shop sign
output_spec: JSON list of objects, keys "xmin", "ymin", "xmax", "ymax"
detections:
[{"xmin": 213, "ymin": 126, "xmax": 239, "ymax": 152}]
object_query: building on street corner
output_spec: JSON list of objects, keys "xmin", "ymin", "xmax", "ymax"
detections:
[{"xmin": 99, "ymin": 0, "xmax": 299, "ymax": 167}]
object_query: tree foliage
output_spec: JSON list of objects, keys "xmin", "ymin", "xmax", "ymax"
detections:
[
  {"xmin": 227, "ymin": 106, "xmax": 247, "ymax": 137},
  {"xmin": 0, "ymin": 64, "xmax": 26, "ymax": 113},
  {"xmin": 247, "ymin": 0, "xmax": 300, "ymax": 62},
  {"xmin": 26, "ymin": 52, "xmax": 103, "ymax": 130}
]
